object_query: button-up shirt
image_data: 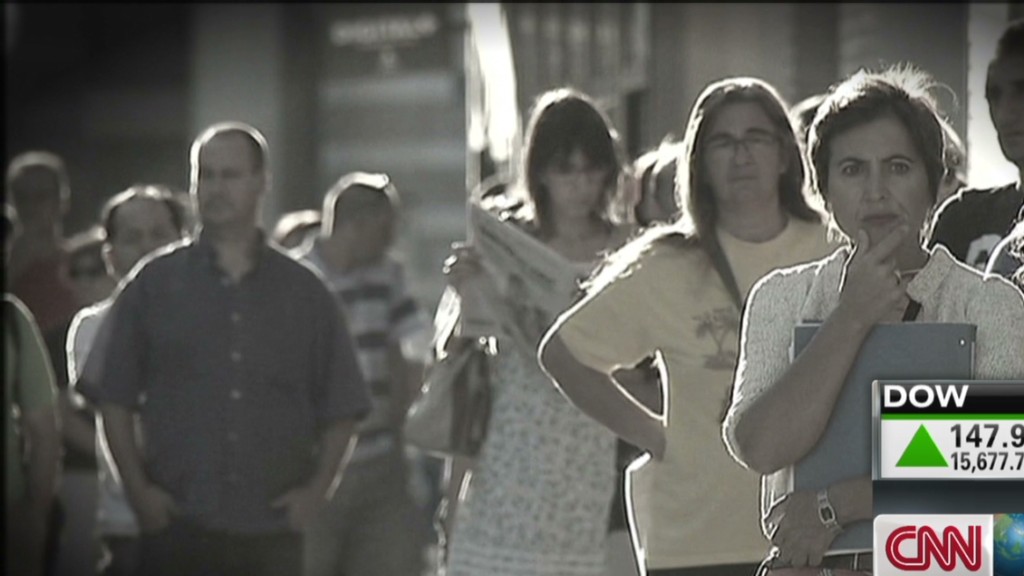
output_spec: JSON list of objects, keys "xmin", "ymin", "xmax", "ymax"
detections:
[{"xmin": 78, "ymin": 234, "xmax": 370, "ymax": 533}]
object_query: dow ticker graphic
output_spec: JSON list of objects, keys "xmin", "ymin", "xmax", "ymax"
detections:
[
  {"xmin": 876, "ymin": 382, "xmax": 1024, "ymax": 480},
  {"xmin": 897, "ymin": 425, "xmax": 950, "ymax": 468}
]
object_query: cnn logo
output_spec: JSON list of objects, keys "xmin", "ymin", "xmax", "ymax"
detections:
[{"xmin": 875, "ymin": 515, "xmax": 993, "ymax": 576}]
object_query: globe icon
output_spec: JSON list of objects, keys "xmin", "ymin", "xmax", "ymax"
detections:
[{"xmin": 995, "ymin": 513, "xmax": 1024, "ymax": 576}]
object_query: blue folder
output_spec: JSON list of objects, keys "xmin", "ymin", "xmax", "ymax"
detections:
[{"xmin": 790, "ymin": 322, "xmax": 975, "ymax": 552}]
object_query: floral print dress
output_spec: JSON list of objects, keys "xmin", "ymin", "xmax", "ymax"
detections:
[{"xmin": 445, "ymin": 312, "xmax": 618, "ymax": 576}]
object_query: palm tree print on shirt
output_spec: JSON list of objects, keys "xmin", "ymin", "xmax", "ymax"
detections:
[{"xmin": 694, "ymin": 307, "xmax": 740, "ymax": 370}]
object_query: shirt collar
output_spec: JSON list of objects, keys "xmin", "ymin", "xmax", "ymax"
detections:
[
  {"xmin": 193, "ymin": 226, "xmax": 272, "ymax": 279},
  {"xmin": 906, "ymin": 244, "xmax": 956, "ymax": 304}
]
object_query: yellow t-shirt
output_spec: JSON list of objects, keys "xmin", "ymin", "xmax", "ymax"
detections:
[{"xmin": 557, "ymin": 217, "xmax": 834, "ymax": 569}]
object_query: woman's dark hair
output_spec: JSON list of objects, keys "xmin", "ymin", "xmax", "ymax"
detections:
[
  {"xmin": 633, "ymin": 137, "xmax": 683, "ymax": 227},
  {"xmin": 520, "ymin": 87, "xmax": 629, "ymax": 237},
  {"xmin": 808, "ymin": 65, "xmax": 947, "ymax": 240}
]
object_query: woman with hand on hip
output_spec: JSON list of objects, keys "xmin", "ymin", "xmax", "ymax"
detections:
[{"xmin": 540, "ymin": 77, "xmax": 834, "ymax": 575}]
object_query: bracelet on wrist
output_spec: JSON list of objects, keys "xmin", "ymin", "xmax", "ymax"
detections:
[{"xmin": 816, "ymin": 488, "xmax": 843, "ymax": 534}]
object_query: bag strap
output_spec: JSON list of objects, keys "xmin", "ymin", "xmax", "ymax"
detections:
[
  {"xmin": 902, "ymin": 299, "xmax": 922, "ymax": 322},
  {"xmin": 704, "ymin": 235, "xmax": 743, "ymax": 311}
]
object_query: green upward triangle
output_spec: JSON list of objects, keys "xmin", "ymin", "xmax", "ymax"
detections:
[{"xmin": 896, "ymin": 425, "xmax": 948, "ymax": 467}]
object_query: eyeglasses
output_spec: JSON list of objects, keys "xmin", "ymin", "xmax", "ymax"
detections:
[{"xmin": 703, "ymin": 130, "xmax": 780, "ymax": 159}]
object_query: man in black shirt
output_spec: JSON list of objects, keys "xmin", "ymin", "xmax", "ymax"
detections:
[{"xmin": 929, "ymin": 18, "xmax": 1024, "ymax": 269}]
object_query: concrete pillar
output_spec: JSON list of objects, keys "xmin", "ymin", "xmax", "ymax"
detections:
[{"xmin": 190, "ymin": 4, "xmax": 286, "ymax": 229}]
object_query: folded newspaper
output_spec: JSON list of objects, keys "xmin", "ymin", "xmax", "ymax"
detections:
[{"xmin": 459, "ymin": 202, "xmax": 584, "ymax": 339}]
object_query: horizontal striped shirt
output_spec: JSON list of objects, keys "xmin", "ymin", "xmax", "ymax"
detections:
[{"xmin": 300, "ymin": 244, "xmax": 430, "ymax": 460}]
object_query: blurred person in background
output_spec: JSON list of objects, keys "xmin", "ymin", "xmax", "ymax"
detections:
[
  {"xmin": 987, "ymin": 217, "xmax": 1024, "ymax": 288},
  {"xmin": 66, "ymin": 184, "xmax": 188, "ymax": 576},
  {"xmin": 540, "ymin": 77, "xmax": 834, "ymax": 576},
  {"xmin": 272, "ymin": 208, "xmax": 321, "ymax": 251},
  {"xmin": 296, "ymin": 171, "xmax": 432, "ymax": 576},
  {"xmin": 5, "ymin": 202, "xmax": 62, "ymax": 576},
  {"xmin": 6, "ymin": 150, "xmax": 79, "ymax": 334},
  {"xmin": 929, "ymin": 18, "xmax": 1024, "ymax": 269},
  {"xmin": 442, "ymin": 87, "xmax": 635, "ymax": 576},
  {"xmin": 633, "ymin": 138, "xmax": 683, "ymax": 228},
  {"xmin": 45, "ymin": 226, "xmax": 111, "ymax": 576}
]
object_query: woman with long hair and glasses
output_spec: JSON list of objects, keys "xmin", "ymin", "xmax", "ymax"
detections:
[
  {"xmin": 722, "ymin": 66, "xmax": 1024, "ymax": 576},
  {"xmin": 440, "ymin": 87, "xmax": 635, "ymax": 576},
  {"xmin": 540, "ymin": 77, "xmax": 835, "ymax": 575}
]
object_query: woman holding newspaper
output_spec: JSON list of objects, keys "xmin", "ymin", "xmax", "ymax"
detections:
[
  {"xmin": 539, "ymin": 77, "xmax": 834, "ymax": 575},
  {"xmin": 439, "ymin": 88, "xmax": 635, "ymax": 576},
  {"xmin": 721, "ymin": 66, "xmax": 1024, "ymax": 576}
]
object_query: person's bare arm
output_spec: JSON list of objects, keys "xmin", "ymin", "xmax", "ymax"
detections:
[
  {"xmin": 539, "ymin": 333, "xmax": 666, "ymax": 460},
  {"xmin": 101, "ymin": 403, "xmax": 178, "ymax": 532},
  {"xmin": 388, "ymin": 341, "xmax": 425, "ymax": 430},
  {"xmin": 58, "ymin": 392, "xmax": 96, "ymax": 458},
  {"xmin": 439, "ymin": 454, "xmax": 474, "ymax": 538},
  {"xmin": 22, "ymin": 403, "xmax": 60, "ymax": 552},
  {"xmin": 770, "ymin": 476, "xmax": 873, "ymax": 567}
]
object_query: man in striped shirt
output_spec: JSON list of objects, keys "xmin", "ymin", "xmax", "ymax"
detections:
[{"xmin": 297, "ymin": 171, "xmax": 432, "ymax": 576}]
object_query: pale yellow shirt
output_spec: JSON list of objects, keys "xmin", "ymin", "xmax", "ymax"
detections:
[{"xmin": 557, "ymin": 217, "xmax": 834, "ymax": 569}]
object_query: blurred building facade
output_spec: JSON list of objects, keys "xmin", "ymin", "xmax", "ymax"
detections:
[
  {"xmin": 487, "ymin": 3, "xmax": 1019, "ymax": 174},
  {"xmin": 6, "ymin": 3, "xmax": 470, "ymax": 309},
  {"xmin": 6, "ymin": 3, "xmax": 1022, "ymax": 313}
]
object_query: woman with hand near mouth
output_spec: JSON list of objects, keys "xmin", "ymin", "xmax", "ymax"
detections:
[{"xmin": 723, "ymin": 65, "xmax": 1024, "ymax": 576}]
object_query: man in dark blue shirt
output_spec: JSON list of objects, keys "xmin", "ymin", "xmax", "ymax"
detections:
[{"xmin": 78, "ymin": 122, "xmax": 371, "ymax": 576}]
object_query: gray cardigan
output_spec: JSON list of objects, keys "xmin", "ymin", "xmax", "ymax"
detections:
[{"xmin": 722, "ymin": 244, "xmax": 1024, "ymax": 540}]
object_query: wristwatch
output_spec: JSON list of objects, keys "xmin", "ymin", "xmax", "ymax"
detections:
[{"xmin": 816, "ymin": 488, "xmax": 843, "ymax": 533}]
